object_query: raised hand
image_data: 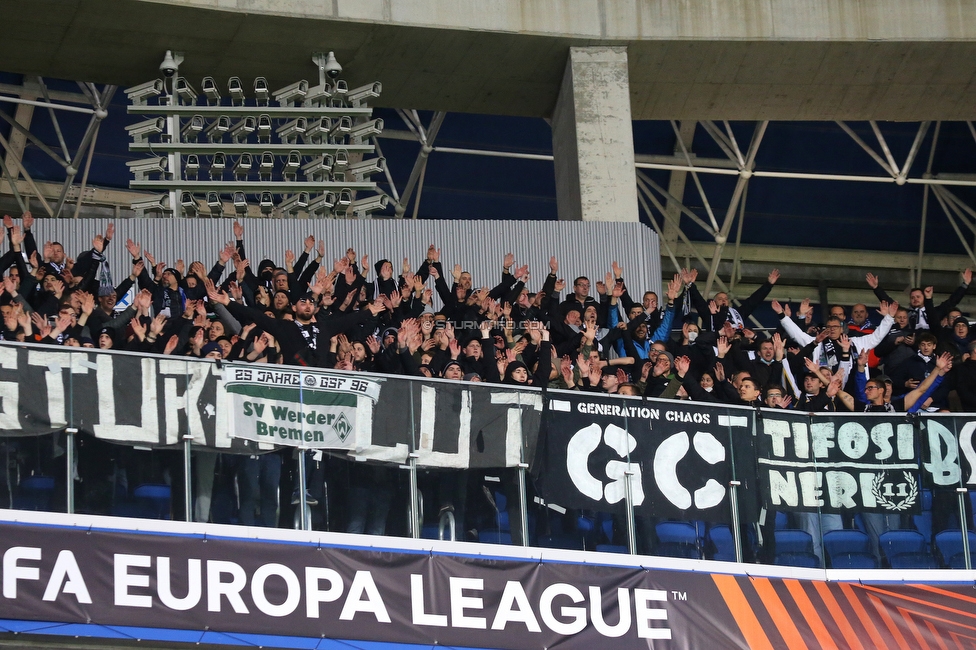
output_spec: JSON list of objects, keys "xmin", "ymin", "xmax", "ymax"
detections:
[
  {"xmin": 2, "ymin": 215, "xmax": 12, "ymax": 230},
  {"xmin": 502, "ymin": 253, "xmax": 514, "ymax": 270},
  {"xmin": 716, "ymin": 336, "xmax": 731, "ymax": 358},
  {"xmin": 768, "ymin": 268, "xmax": 780, "ymax": 284},
  {"xmin": 9, "ymin": 226, "xmax": 22, "ymax": 249},
  {"xmin": 936, "ymin": 352, "xmax": 953, "ymax": 374},
  {"xmin": 427, "ymin": 245, "xmax": 440, "ymax": 263},
  {"xmin": 21, "ymin": 211, "xmax": 33, "ymax": 230},
  {"xmin": 79, "ymin": 291, "xmax": 95, "ymax": 316},
  {"xmin": 144, "ymin": 250, "xmax": 157, "ymax": 268},
  {"xmin": 714, "ymin": 361, "xmax": 725, "ymax": 383},
  {"xmin": 105, "ymin": 222, "xmax": 115, "ymax": 242},
  {"xmin": 708, "ymin": 300, "xmax": 719, "ymax": 315},
  {"xmin": 304, "ymin": 235, "xmax": 315, "ymax": 252},
  {"xmin": 612, "ymin": 261, "xmax": 623, "ymax": 279},
  {"xmin": 42, "ymin": 241, "xmax": 53, "ymax": 262},
  {"xmin": 964, "ymin": 268, "xmax": 973, "ymax": 285},
  {"xmin": 924, "ymin": 286, "xmax": 934, "ymax": 299},
  {"xmin": 549, "ymin": 256, "xmax": 558, "ymax": 274},
  {"xmin": 887, "ymin": 301, "xmax": 899, "ymax": 317},
  {"xmin": 554, "ymin": 278, "xmax": 566, "ymax": 293},
  {"xmin": 233, "ymin": 220, "xmax": 244, "ymax": 240},
  {"xmin": 150, "ymin": 313, "xmax": 167, "ymax": 336},
  {"xmin": 92, "ymin": 234, "xmax": 105, "ymax": 253},
  {"xmin": 839, "ymin": 333, "xmax": 850, "ymax": 353},
  {"xmin": 666, "ymin": 273, "xmax": 682, "ymax": 301},
  {"xmin": 770, "ymin": 299, "xmax": 784, "ymax": 315},
  {"xmin": 316, "ymin": 239, "xmax": 325, "ymax": 259},
  {"xmin": 865, "ymin": 272, "xmax": 879, "ymax": 289},
  {"xmin": 218, "ymin": 242, "xmax": 235, "ymax": 264},
  {"xmin": 174, "ymin": 259, "xmax": 185, "ymax": 276},
  {"xmin": 366, "ymin": 335, "xmax": 381, "ymax": 355},
  {"xmin": 402, "ymin": 257, "xmax": 411, "ymax": 275}
]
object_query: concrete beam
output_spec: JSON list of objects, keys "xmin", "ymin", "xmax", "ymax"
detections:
[
  {"xmin": 551, "ymin": 47, "xmax": 638, "ymax": 222},
  {"xmin": 3, "ymin": 1, "xmax": 976, "ymax": 120}
]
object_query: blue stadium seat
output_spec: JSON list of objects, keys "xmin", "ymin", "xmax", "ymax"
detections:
[
  {"xmin": 538, "ymin": 533, "xmax": 583, "ymax": 550},
  {"xmin": 888, "ymin": 552, "xmax": 938, "ymax": 569},
  {"xmin": 708, "ymin": 525, "xmax": 737, "ymax": 562},
  {"xmin": 775, "ymin": 551, "xmax": 821, "ymax": 568},
  {"xmin": 12, "ymin": 476, "xmax": 55, "ymax": 511},
  {"xmin": 132, "ymin": 484, "xmax": 172, "ymax": 519},
  {"xmin": 478, "ymin": 529, "xmax": 512, "ymax": 545},
  {"xmin": 822, "ymin": 529, "xmax": 871, "ymax": 566},
  {"xmin": 879, "ymin": 530, "xmax": 926, "ymax": 566},
  {"xmin": 595, "ymin": 544, "xmax": 629, "ymax": 554},
  {"xmin": 656, "ymin": 542, "xmax": 701, "ymax": 559},
  {"xmin": 774, "ymin": 529, "xmax": 814, "ymax": 554},
  {"xmin": 774, "ymin": 511, "xmax": 789, "ymax": 530},
  {"xmin": 934, "ymin": 530, "xmax": 976, "ymax": 568},
  {"xmin": 829, "ymin": 552, "xmax": 878, "ymax": 569}
]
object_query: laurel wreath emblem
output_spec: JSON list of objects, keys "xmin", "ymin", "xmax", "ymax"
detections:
[{"xmin": 871, "ymin": 471, "xmax": 918, "ymax": 511}]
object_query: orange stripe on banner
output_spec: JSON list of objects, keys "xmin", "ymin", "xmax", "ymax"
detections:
[
  {"xmin": 711, "ymin": 574, "xmax": 775, "ymax": 650},
  {"xmin": 838, "ymin": 582, "xmax": 890, "ymax": 650},
  {"xmin": 859, "ymin": 585, "xmax": 976, "ymax": 622},
  {"xmin": 923, "ymin": 619, "xmax": 949, "ymax": 650},
  {"xmin": 750, "ymin": 578, "xmax": 808, "ymax": 649},
  {"xmin": 896, "ymin": 606, "xmax": 934, "ymax": 650},
  {"xmin": 811, "ymin": 580, "xmax": 866, "ymax": 650},
  {"xmin": 867, "ymin": 594, "xmax": 913, "ymax": 650},
  {"xmin": 782, "ymin": 579, "xmax": 839, "ymax": 650},
  {"xmin": 914, "ymin": 584, "xmax": 976, "ymax": 608}
]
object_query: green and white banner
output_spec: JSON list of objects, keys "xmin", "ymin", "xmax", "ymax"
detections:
[{"xmin": 223, "ymin": 364, "xmax": 382, "ymax": 449}]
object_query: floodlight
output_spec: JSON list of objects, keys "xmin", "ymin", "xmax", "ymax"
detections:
[
  {"xmin": 283, "ymin": 150, "xmax": 301, "ymax": 180},
  {"xmin": 301, "ymin": 154, "xmax": 334, "ymax": 181},
  {"xmin": 258, "ymin": 191, "xmax": 274, "ymax": 215},
  {"xmin": 131, "ymin": 194, "xmax": 170, "ymax": 217},
  {"xmin": 350, "ymin": 193, "xmax": 389, "ymax": 216},
  {"xmin": 273, "ymin": 80, "xmax": 308, "ymax": 107},
  {"xmin": 174, "ymin": 77, "xmax": 198, "ymax": 105},
  {"xmin": 348, "ymin": 118, "xmax": 383, "ymax": 143},
  {"xmin": 202, "ymin": 77, "xmax": 220, "ymax": 105},
  {"xmin": 229, "ymin": 116, "xmax": 256, "ymax": 143},
  {"xmin": 125, "ymin": 79, "xmax": 163, "ymax": 105},
  {"xmin": 346, "ymin": 82, "xmax": 381, "ymax": 107},
  {"xmin": 345, "ymin": 157, "xmax": 385, "ymax": 181},
  {"xmin": 253, "ymin": 77, "xmax": 269, "ymax": 104},
  {"xmin": 210, "ymin": 152, "xmax": 226, "ymax": 179},
  {"xmin": 233, "ymin": 191, "xmax": 248, "ymax": 215},
  {"xmin": 184, "ymin": 154, "xmax": 200, "ymax": 179},
  {"xmin": 125, "ymin": 117, "xmax": 165, "ymax": 142},
  {"xmin": 204, "ymin": 115, "xmax": 230, "ymax": 143},
  {"xmin": 279, "ymin": 192, "xmax": 309, "ymax": 215},
  {"xmin": 308, "ymin": 191, "xmax": 336, "ymax": 217},
  {"xmin": 180, "ymin": 191, "xmax": 199, "ymax": 216},
  {"xmin": 180, "ymin": 114, "xmax": 205, "ymax": 141},
  {"xmin": 256, "ymin": 114, "xmax": 272, "ymax": 143},
  {"xmin": 276, "ymin": 117, "xmax": 307, "ymax": 144},
  {"xmin": 233, "ymin": 153, "xmax": 253, "ymax": 179},
  {"xmin": 125, "ymin": 157, "xmax": 168, "ymax": 181},
  {"xmin": 228, "ymin": 76, "xmax": 245, "ymax": 105},
  {"xmin": 259, "ymin": 152, "xmax": 274, "ymax": 180},
  {"xmin": 207, "ymin": 191, "xmax": 223, "ymax": 216}
]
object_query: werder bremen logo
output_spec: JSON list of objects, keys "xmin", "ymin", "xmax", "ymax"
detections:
[{"xmin": 333, "ymin": 413, "xmax": 352, "ymax": 442}]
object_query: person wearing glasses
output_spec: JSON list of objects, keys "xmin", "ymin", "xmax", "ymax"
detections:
[{"xmin": 772, "ymin": 299, "xmax": 898, "ymax": 373}]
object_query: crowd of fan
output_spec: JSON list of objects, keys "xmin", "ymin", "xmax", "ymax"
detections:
[
  {"xmin": 1, "ymin": 213, "xmax": 973, "ymax": 416},
  {"xmin": 4, "ymin": 212, "xmax": 976, "ymax": 558}
]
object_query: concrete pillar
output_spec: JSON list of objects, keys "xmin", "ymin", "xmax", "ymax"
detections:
[{"xmin": 551, "ymin": 47, "xmax": 638, "ymax": 222}]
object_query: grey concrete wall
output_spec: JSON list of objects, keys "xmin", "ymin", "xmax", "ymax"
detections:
[
  {"xmin": 552, "ymin": 47, "xmax": 638, "ymax": 223},
  {"xmin": 146, "ymin": 0, "xmax": 976, "ymax": 41}
]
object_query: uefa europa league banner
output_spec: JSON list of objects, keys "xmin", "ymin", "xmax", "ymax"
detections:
[{"xmin": 2, "ymin": 515, "xmax": 974, "ymax": 650}]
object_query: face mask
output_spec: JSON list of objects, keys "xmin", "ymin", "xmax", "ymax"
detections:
[
  {"xmin": 687, "ymin": 331, "xmax": 698, "ymax": 343},
  {"xmin": 703, "ymin": 386, "xmax": 713, "ymax": 392}
]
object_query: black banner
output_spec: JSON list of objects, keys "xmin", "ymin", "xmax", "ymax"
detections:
[
  {"xmin": 756, "ymin": 411, "xmax": 922, "ymax": 514},
  {"xmin": 535, "ymin": 392, "xmax": 755, "ymax": 522}
]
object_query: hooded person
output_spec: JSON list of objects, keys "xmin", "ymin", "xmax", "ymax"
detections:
[
  {"xmin": 370, "ymin": 259, "xmax": 398, "ymax": 300},
  {"xmin": 502, "ymin": 327, "xmax": 552, "ymax": 386}
]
